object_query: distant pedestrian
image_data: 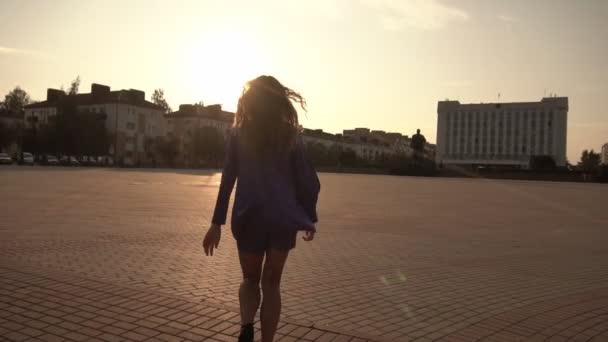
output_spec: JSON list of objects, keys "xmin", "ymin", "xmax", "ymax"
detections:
[
  {"xmin": 202, "ymin": 76, "xmax": 320, "ymax": 342},
  {"xmin": 410, "ymin": 128, "xmax": 427, "ymax": 163}
]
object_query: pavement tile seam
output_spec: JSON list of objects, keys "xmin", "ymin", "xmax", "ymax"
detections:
[
  {"xmin": 0, "ymin": 263, "xmax": 378, "ymax": 342},
  {"xmin": 438, "ymin": 290, "xmax": 608, "ymax": 342}
]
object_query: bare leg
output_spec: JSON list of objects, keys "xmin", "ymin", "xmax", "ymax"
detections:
[
  {"xmin": 238, "ymin": 251, "xmax": 264, "ymax": 325},
  {"xmin": 260, "ymin": 249, "xmax": 289, "ymax": 342}
]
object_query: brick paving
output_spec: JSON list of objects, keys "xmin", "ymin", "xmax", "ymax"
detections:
[
  {"xmin": 1, "ymin": 168, "xmax": 608, "ymax": 341},
  {"xmin": 0, "ymin": 265, "xmax": 365, "ymax": 342}
]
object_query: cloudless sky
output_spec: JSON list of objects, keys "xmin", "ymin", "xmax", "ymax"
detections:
[{"xmin": 1, "ymin": 0, "xmax": 607, "ymax": 161}]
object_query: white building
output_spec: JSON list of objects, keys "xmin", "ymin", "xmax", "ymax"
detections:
[
  {"xmin": 302, "ymin": 128, "xmax": 405, "ymax": 162},
  {"xmin": 164, "ymin": 104, "xmax": 234, "ymax": 165},
  {"xmin": 436, "ymin": 97, "xmax": 568, "ymax": 168},
  {"xmin": 601, "ymin": 143, "xmax": 608, "ymax": 165},
  {"xmin": 24, "ymin": 84, "xmax": 166, "ymax": 165},
  {"xmin": 165, "ymin": 104, "xmax": 233, "ymax": 137}
]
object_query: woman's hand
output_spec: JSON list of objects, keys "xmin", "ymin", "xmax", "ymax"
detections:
[
  {"xmin": 203, "ymin": 224, "xmax": 222, "ymax": 256},
  {"xmin": 302, "ymin": 230, "xmax": 315, "ymax": 242}
]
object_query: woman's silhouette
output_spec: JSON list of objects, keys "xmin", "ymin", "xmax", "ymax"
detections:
[{"xmin": 203, "ymin": 76, "xmax": 320, "ymax": 342}]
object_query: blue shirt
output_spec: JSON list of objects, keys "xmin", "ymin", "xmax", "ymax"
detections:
[{"xmin": 212, "ymin": 130, "xmax": 320, "ymax": 232}]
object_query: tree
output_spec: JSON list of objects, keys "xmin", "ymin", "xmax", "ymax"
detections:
[
  {"xmin": 327, "ymin": 144, "xmax": 342, "ymax": 166},
  {"xmin": 68, "ymin": 76, "xmax": 81, "ymax": 95},
  {"xmin": 4, "ymin": 86, "xmax": 31, "ymax": 112},
  {"xmin": 156, "ymin": 136, "xmax": 179, "ymax": 167},
  {"xmin": 53, "ymin": 98, "xmax": 109, "ymax": 156},
  {"xmin": 36, "ymin": 123, "xmax": 58, "ymax": 155},
  {"xmin": 577, "ymin": 149, "xmax": 601, "ymax": 173},
  {"xmin": 339, "ymin": 148, "xmax": 359, "ymax": 167},
  {"xmin": 75, "ymin": 111, "xmax": 109, "ymax": 156},
  {"xmin": 189, "ymin": 126, "xmax": 225, "ymax": 167},
  {"xmin": 305, "ymin": 142, "xmax": 329, "ymax": 167},
  {"xmin": 152, "ymin": 89, "xmax": 172, "ymax": 113},
  {"xmin": 54, "ymin": 100, "xmax": 79, "ymax": 156},
  {"xmin": 21, "ymin": 127, "xmax": 41, "ymax": 154},
  {"xmin": 529, "ymin": 155, "xmax": 557, "ymax": 170},
  {"xmin": 0, "ymin": 122, "xmax": 19, "ymax": 151}
]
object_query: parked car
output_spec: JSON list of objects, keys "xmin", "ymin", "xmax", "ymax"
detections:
[
  {"xmin": 86, "ymin": 156, "xmax": 99, "ymax": 166},
  {"xmin": 78, "ymin": 156, "xmax": 97, "ymax": 166},
  {"xmin": 41, "ymin": 155, "xmax": 59, "ymax": 166},
  {"xmin": 21, "ymin": 152, "xmax": 35, "ymax": 166},
  {"xmin": 0, "ymin": 153, "xmax": 13, "ymax": 165},
  {"xmin": 101, "ymin": 156, "xmax": 114, "ymax": 166},
  {"xmin": 59, "ymin": 156, "xmax": 80, "ymax": 166}
]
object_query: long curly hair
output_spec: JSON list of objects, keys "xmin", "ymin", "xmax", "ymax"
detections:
[{"xmin": 234, "ymin": 75, "xmax": 306, "ymax": 156}]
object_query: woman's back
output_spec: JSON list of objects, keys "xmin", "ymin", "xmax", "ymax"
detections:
[{"xmin": 213, "ymin": 130, "xmax": 318, "ymax": 233}]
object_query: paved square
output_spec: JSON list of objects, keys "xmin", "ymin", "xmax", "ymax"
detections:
[{"xmin": 1, "ymin": 168, "xmax": 608, "ymax": 341}]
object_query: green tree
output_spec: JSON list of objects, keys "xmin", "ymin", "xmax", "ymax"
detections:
[
  {"xmin": 68, "ymin": 76, "xmax": 81, "ymax": 95},
  {"xmin": 157, "ymin": 136, "xmax": 179, "ymax": 167},
  {"xmin": 577, "ymin": 149, "xmax": 601, "ymax": 173},
  {"xmin": 0, "ymin": 122, "xmax": 20, "ymax": 151},
  {"xmin": 189, "ymin": 126, "xmax": 225, "ymax": 167},
  {"xmin": 327, "ymin": 144, "xmax": 342, "ymax": 166},
  {"xmin": 4, "ymin": 86, "xmax": 31, "ymax": 112},
  {"xmin": 305, "ymin": 142, "xmax": 329, "ymax": 167},
  {"xmin": 53, "ymin": 99, "xmax": 109, "ymax": 156},
  {"xmin": 152, "ymin": 89, "xmax": 172, "ymax": 113},
  {"xmin": 54, "ymin": 100, "xmax": 79, "ymax": 155},
  {"xmin": 76, "ymin": 111, "xmax": 109, "ymax": 156},
  {"xmin": 529, "ymin": 155, "xmax": 557, "ymax": 170},
  {"xmin": 339, "ymin": 148, "xmax": 359, "ymax": 167},
  {"xmin": 37, "ymin": 123, "xmax": 58, "ymax": 155},
  {"xmin": 21, "ymin": 127, "xmax": 41, "ymax": 154}
]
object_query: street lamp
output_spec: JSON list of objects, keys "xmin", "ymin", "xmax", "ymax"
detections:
[{"xmin": 114, "ymin": 92, "xmax": 121, "ymax": 167}]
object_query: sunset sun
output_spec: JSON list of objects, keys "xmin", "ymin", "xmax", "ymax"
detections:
[{"xmin": 183, "ymin": 30, "xmax": 268, "ymax": 109}]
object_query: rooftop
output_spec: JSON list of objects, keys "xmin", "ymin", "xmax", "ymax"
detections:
[
  {"xmin": 165, "ymin": 104, "xmax": 235, "ymax": 123},
  {"xmin": 438, "ymin": 97, "xmax": 568, "ymax": 111},
  {"xmin": 24, "ymin": 83, "xmax": 164, "ymax": 110}
]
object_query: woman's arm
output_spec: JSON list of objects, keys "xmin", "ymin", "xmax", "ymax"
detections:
[
  {"xmin": 211, "ymin": 132, "xmax": 239, "ymax": 225},
  {"xmin": 292, "ymin": 136, "xmax": 320, "ymax": 223}
]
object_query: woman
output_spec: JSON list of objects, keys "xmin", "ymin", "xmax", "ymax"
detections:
[{"xmin": 202, "ymin": 75, "xmax": 320, "ymax": 342}]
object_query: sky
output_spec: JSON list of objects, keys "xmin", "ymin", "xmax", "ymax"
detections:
[{"xmin": 1, "ymin": 0, "xmax": 607, "ymax": 162}]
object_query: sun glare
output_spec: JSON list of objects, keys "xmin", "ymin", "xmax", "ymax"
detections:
[{"xmin": 183, "ymin": 30, "xmax": 268, "ymax": 110}]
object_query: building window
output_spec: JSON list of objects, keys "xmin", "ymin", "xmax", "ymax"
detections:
[{"xmin": 126, "ymin": 122, "xmax": 136, "ymax": 130}]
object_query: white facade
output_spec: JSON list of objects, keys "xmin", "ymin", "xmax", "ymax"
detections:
[
  {"xmin": 166, "ymin": 114, "xmax": 232, "ymax": 137},
  {"xmin": 602, "ymin": 143, "xmax": 608, "ymax": 165},
  {"xmin": 24, "ymin": 107, "xmax": 57, "ymax": 125},
  {"xmin": 84, "ymin": 104, "xmax": 165, "ymax": 165},
  {"xmin": 23, "ymin": 84, "xmax": 166, "ymax": 165},
  {"xmin": 436, "ymin": 97, "xmax": 568, "ymax": 168},
  {"xmin": 302, "ymin": 130, "xmax": 397, "ymax": 161}
]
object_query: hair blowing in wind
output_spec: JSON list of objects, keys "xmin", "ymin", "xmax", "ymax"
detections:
[{"xmin": 234, "ymin": 75, "xmax": 307, "ymax": 155}]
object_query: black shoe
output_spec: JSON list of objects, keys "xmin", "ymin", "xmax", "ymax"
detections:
[{"xmin": 238, "ymin": 323, "xmax": 254, "ymax": 342}]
